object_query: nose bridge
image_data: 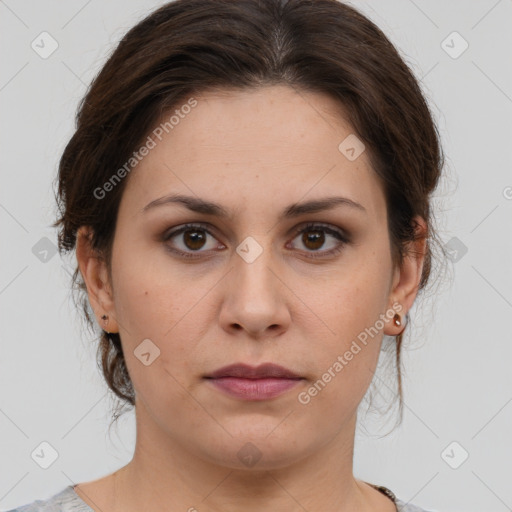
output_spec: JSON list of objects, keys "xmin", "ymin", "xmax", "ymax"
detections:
[
  {"xmin": 233, "ymin": 234, "xmax": 278, "ymax": 303},
  {"xmin": 220, "ymin": 234, "xmax": 288, "ymax": 336}
]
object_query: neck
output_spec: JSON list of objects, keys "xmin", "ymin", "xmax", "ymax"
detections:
[{"xmin": 109, "ymin": 400, "xmax": 371, "ymax": 512}]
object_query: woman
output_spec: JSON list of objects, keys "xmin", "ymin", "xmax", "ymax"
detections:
[{"xmin": 9, "ymin": 0, "xmax": 446, "ymax": 510}]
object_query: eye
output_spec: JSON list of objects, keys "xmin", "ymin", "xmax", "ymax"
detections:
[
  {"xmin": 163, "ymin": 223, "xmax": 224, "ymax": 259},
  {"xmin": 162, "ymin": 222, "xmax": 349, "ymax": 260},
  {"xmin": 288, "ymin": 222, "xmax": 349, "ymax": 259}
]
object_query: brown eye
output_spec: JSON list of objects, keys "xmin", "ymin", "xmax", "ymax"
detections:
[
  {"xmin": 182, "ymin": 228, "xmax": 207, "ymax": 250},
  {"xmin": 301, "ymin": 229, "xmax": 325, "ymax": 251},
  {"xmin": 163, "ymin": 223, "xmax": 223, "ymax": 259},
  {"xmin": 163, "ymin": 222, "xmax": 348, "ymax": 261},
  {"xmin": 289, "ymin": 223, "xmax": 349, "ymax": 259}
]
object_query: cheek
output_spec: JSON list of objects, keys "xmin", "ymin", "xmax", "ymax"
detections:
[
  {"xmin": 307, "ymin": 248, "xmax": 391, "ymax": 389},
  {"xmin": 323, "ymin": 257, "xmax": 391, "ymax": 337},
  {"xmin": 111, "ymin": 238, "xmax": 189, "ymax": 335},
  {"xmin": 110, "ymin": 247, "xmax": 212, "ymax": 392},
  {"xmin": 297, "ymin": 304, "xmax": 385, "ymax": 422}
]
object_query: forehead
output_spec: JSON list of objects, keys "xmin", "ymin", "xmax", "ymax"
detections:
[{"xmin": 120, "ymin": 85, "xmax": 385, "ymax": 221}]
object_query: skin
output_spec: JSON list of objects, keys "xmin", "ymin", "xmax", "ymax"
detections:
[{"xmin": 75, "ymin": 84, "xmax": 426, "ymax": 512}]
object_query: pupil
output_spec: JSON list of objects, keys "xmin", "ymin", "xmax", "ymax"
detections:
[
  {"xmin": 303, "ymin": 230, "xmax": 324, "ymax": 250},
  {"xmin": 184, "ymin": 230, "xmax": 205, "ymax": 250}
]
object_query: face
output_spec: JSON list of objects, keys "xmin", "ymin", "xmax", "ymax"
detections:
[{"xmin": 79, "ymin": 85, "xmax": 424, "ymax": 470}]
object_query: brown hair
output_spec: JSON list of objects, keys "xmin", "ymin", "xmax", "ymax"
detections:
[{"xmin": 53, "ymin": 0, "xmax": 447, "ymax": 426}]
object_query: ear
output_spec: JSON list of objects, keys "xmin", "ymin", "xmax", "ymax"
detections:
[
  {"xmin": 76, "ymin": 226, "xmax": 119, "ymax": 334},
  {"xmin": 384, "ymin": 215, "xmax": 427, "ymax": 336}
]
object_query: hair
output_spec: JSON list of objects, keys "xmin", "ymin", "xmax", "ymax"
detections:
[{"xmin": 53, "ymin": 0, "xmax": 448, "ymax": 429}]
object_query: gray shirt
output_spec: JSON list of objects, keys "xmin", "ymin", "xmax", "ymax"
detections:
[{"xmin": 5, "ymin": 483, "xmax": 436, "ymax": 511}]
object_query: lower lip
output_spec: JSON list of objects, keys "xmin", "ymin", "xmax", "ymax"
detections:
[{"xmin": 206, "ymin": 377, "xmax": 302, "ymax": 400}]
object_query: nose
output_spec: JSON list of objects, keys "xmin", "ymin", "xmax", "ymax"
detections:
[{"xmin": 218, "ymin": 241, "xmax": 291, "ymax": 338}]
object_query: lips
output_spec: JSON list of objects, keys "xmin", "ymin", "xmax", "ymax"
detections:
[
  {"xmin": 205, "ymin": 362, "xmax": 302, "ymax": 380},
  {"xmin": 204, "ymin": 363, "xmax": 304, "ymax": 401}
]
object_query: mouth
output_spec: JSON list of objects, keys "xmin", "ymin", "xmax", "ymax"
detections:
[
  {"xmin": 204, "ymin": 363, "xmax": 304, "ymax": 401},
  {"xmin": 205, "ymin": 362, "xmax": 302, "ymax": 379}
]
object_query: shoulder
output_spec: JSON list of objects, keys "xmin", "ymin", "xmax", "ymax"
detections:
[
  {"xmin": 3, "ymin": 485, "xmax": 93, "ymax": 512},
  {"xmin": 395, "ymin": 496, "xmax": 439, "ymax": 512},
  {"xmin": 366, "ymin": 482, "xmax": 437, "ymax": 512}
]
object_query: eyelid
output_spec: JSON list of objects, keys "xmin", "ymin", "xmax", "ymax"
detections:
[
  {"xmin": 163, "ymin": 221, "xmax": 349, "ymax": 240},
  {"xmin": 289, "ymin": 221, "xmax": 349, "ymax": 240}
]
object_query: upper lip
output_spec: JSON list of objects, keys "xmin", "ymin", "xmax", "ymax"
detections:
[{"xmin": 205, "ymin": 363, "xmax": 302, "ymax": 379}]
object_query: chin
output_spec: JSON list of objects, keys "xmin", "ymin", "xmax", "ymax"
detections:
[{"xmin": 193, "ymin": 426, "xmax": 314, "ymax": 471}]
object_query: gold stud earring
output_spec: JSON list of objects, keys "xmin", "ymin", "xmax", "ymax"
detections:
[{"xmin": 393, "ymin": 313, "xmax": 405, "ymax": 335}]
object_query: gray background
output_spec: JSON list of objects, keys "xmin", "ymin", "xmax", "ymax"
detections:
[{"xmin": 1, "ymin": 1, "xmax": 511, "ymax": 511}]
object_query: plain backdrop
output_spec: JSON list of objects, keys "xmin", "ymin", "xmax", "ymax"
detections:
[{"xmin": 1, "ymin": 1, "xmax": 511, "ymax": 511}]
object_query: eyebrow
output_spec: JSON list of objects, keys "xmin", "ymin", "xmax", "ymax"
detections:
[{"xmin": 142, "ymin": 193, "xmax": 367, "ymax": 219}]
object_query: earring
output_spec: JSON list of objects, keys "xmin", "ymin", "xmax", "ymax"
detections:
[
  {"xmin": 393, "ymin": 313, "xmax": 405, "ymax": 335},
  {"xmin": 101, "ymin": 314, "xmax": 110, "ymax": 334}
]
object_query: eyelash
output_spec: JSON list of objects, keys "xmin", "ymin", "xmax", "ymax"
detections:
[{"xmin": 162, "ymin": 222, "xmax": 349, "ymax": 260}]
